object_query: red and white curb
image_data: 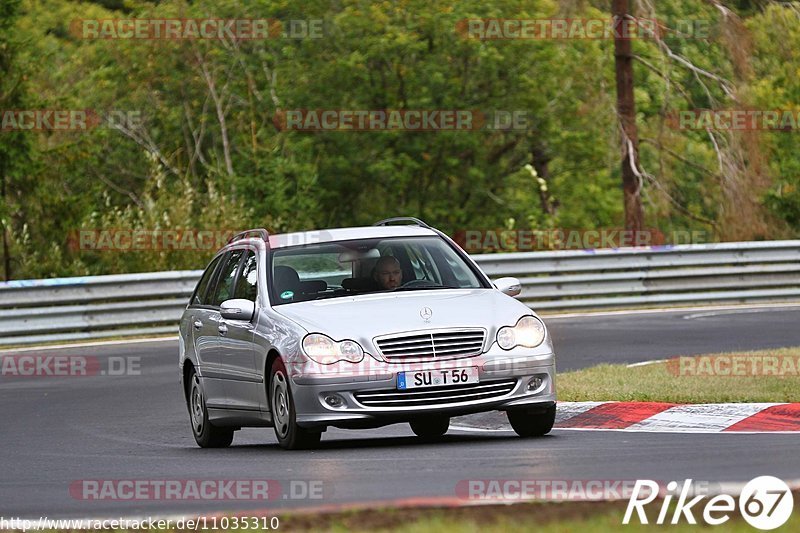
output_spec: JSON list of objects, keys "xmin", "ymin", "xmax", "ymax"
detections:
[
  {"xmin": 555, "ymin": 402, "xmax": 800, "ymax": 433},
  {"xmin": 453, "ymin": 402, "xmax": 800, "ymax": 433}
]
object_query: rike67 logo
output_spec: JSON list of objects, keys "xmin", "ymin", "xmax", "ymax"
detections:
[{"xmin": 624, "ymin": 477, "xmax": 794, "ymax": 530}]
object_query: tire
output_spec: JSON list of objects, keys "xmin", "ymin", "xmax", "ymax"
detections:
[
  {"xmin": 188, "ymin": 369, "xmax": 234, "ymax": 448},
  {"xmin": 507, "ymin": 405, "xmax": 556, "ymax": 437},
  {"xmin": 409, "ymin": 416, "xmax": 450, "ymax": 440},
  {"xmin": 269, "ymin": 358, "xmax": 322, "ymax": 450}
]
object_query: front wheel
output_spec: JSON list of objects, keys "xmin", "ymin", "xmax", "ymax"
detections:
[
  {"xmin": 188, "ymin": 369, "xmax": 234, "ymax": 448},
  {"xmin": 507, "ymin": 405, "xmax": 556, "ymax": 437},
  {"xmin": 409, "ymin": 416, "xmax": 450, "ymax": 440},
  {"xmin": 270, "ymin": 358, "xmax": 322, "ymax": 450}
]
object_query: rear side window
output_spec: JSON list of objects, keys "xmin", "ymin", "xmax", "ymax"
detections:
[
  {"xmin": 273, "ymin": 252, "xmax": 351, "ymax": 286},
  {"xmin": 404, "ymin": 242, "xmax": 442, "ymax": 283},
  {"xmin": 233, "ymin": 251, "xmax": 258, "ymax": 302},
  {"xmin": 192, "ymin": 255, "xmax": 223, "ymax": 306},
  {"xmin": 209, "ymin": 250, "xmax": 244, "ymax": 307}
]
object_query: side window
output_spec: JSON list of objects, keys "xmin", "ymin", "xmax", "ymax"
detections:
[
  {"xmin": 192, "ymin": 255, "xmax": 223, "ymax": 306},
  {"xmin": 404, "ymin": 243, "xmax": 442, "ymax": 284},
  {"xmin": 233, "ymin": 251, "xmax": 258, "ymax": 302},
  {"xmin": 273, "ymin": 252, "xmax": 351, "ymax": 287},
  {"xmin": 209, "ymin": 250, "xmax": 244, "ymax": 307}
]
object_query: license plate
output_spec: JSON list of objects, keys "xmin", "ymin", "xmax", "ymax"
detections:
[{"xmin": 397, "ymin": 367, "xmax": 480, "ymax": 390}]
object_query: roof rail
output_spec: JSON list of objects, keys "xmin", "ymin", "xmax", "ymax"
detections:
[
  {"xmin": 373, "ymin": 217, "xmax": 432, "ymax": 229},
  {"xmin": 228, "ymin": 228, "xmax": 270, "ymax": 244}
]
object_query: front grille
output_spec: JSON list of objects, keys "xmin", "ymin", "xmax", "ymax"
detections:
[
  {"xmin": 353, "ymin": 379, "xmax": 516, "ymax": 408},
  {"xmin": 375, "ymin": 329, "xmax": 486, "ymax": 362}
]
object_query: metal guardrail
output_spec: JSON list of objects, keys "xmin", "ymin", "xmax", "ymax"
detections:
[
  {"xmin": 0, "ymin": 271, "xmax": 199, "ymax": 346},
  {"xmin": 477, "ymin": 240, "xmax": 800, "ymax": 310},
  {"xmin": 1, "ymin": 240, "xmax": 799, "ymax": 346}
]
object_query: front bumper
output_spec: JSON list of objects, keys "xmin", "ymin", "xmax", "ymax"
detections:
[{"xmin": 287, "ymin": 347, "xmax": 556, "ymax": 429}]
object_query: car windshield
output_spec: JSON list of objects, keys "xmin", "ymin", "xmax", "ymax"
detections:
[{"xmin": 270, "ymin": 236, "xmax": 485, "ymax": 304}]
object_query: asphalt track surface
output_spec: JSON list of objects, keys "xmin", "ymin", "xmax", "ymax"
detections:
[{"xmin": 2, "ymin": 305, "xmax": 799, "ymax": 518}]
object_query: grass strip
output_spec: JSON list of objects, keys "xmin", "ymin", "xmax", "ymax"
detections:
[{"xmin": 559, "ymin": 347, "xmax": 800, "ymax": 403}]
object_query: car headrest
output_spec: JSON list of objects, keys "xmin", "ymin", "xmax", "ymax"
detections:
[
  {"xmin": 357, "ymin": 257, "xmax": 380, "ymax": 278},
  {"xmin": 273, "ymin": 265, "xmax": 300, "ymax": 298}
]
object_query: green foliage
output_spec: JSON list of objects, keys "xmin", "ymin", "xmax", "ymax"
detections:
[
  {"xmin": 746, "ymin": 4, "xmax": 800, "ymax": 233},
  {"xmin": 3, "ymin": 0, "xmax": 799, "ymax": 279},
  {"xmin": 0, "ymin": 0, "xmax": 33, "ymax": 280}
]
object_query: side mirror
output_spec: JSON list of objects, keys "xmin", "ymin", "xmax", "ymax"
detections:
[
  {"xmin": 493, "ymin": 277, "xmax": 522, "ymax": 298},
  {"xmin": 220, "ymin": 299, "xmax": 255, "ymax": 321}
]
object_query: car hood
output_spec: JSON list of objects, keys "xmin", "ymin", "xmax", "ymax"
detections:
[{"xmin": 272, "ymin": 288, "xmax": 536, "ymax": 350}]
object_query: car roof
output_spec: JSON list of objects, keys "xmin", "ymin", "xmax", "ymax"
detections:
[
  {"xmin": 221, "ymin": 225, "xmax": 439, "ymax": 253},
  {"xmin": 268, "ymin": 225, "xmax": 438, "ymax": 249}
]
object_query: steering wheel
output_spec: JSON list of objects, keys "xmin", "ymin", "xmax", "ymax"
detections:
[{"xmin": 399, "ymin": 279, "xmax": 438, "ymax": 289}]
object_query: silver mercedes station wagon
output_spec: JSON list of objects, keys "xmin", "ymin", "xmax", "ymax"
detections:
[{"xmin": 179, "ymin": 218, "xmax": 556, "ymax": 449}]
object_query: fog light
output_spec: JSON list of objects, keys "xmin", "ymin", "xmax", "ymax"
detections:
[
  {"xmin": 527, "ymin": 376, "xmax": 545, "ymax": 392},
  {"xmin": 324, "ymin": 394, "xmax": 345, "ymax": 408}
]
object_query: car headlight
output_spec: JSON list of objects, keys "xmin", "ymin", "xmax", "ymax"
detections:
[
  {"xmin": 496, "ymin": 316, "xmax": 546, "ymax": 350},
  {"xmin": 302, "ymin": 333, "xmax": 364, "ymax": 364}
]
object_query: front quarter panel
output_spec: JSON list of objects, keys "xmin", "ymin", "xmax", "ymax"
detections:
[{"xmin": 252, "ymin": 306, "xmax": 310, "ymax": 411}]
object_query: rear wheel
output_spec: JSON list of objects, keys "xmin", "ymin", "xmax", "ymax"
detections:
[
  {"xmin": 409, "ymin": 416, "xmax": 450, "ymax": 440},
  {"xmin": 270, "ymin": 358, "xmax": 322, "ymax": 450},
  {"xmin": 188, "ymin": 369, "xmax": 234, "ymax": 448},
  {"xmin": 507, "ymin": 405, "xmax": 556, "ymax": 437}
]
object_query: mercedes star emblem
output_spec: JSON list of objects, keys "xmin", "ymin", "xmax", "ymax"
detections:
[{"xmin": 420, "ymin": 307, "xmax": 433, "ymax": 322}]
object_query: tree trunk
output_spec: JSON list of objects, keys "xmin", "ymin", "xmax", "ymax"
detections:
[
  {"xmin": 531, "ymin": 142, "xmax": 556, "ymax": 217},
  {"xmin": 613, "ymin": 0, "xmax": 644, "ymax": 231},
  {"xmin": 0, "ymin": 164, "xmax": 10, "ymax": 281}
]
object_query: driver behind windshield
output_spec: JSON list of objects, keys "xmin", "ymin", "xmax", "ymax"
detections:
[{"xmin": 373, "ymin": 255, "xmax": 403, "ymax": 290}]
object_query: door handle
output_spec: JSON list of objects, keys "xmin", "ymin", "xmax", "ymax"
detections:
[
  {"xmin": 218, "ymin": 324, "xmax": 228, "ymax": 335},
  {"xmin": 193, "ymin": 320, "xmax": 202, "ymax": 330}
]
